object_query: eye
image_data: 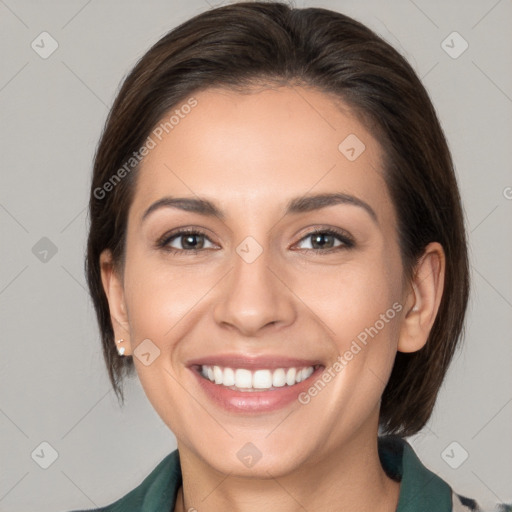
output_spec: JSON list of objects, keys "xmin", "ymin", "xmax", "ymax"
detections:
[
  {"xmin": 157, "ymin": 229, "xmax": 216, "ymax": 254},
  {"xmin": 294, "ymin": 228, "xmax": 354, "ymax": 252},
  {"xmin": 156, "ymin": 227, "xmax": 355, "ymax": 255}
]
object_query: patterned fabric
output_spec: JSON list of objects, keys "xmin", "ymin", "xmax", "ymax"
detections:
[
  {"xmin": 452, "ymin": 491, "xmax": 512, "ymax": 512},
  {"xmin": 66, "ymin": 437, "xmax": 512, "ymax": 511}
]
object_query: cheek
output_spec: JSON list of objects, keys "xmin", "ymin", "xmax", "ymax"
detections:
[
  {"xmin": 310, "ymin": 260, "xmax": 403, "ymax": 408},
  {"xmin": 297, "ymin": 259, "xmax": 401, "ymax": 337},
  {"xmin": 123, "ymin": 253, "xmax": 206, "ymax": 340},
  {"xmin": 121, "ymin": 258, "xmax": 195, "ymax": 429},
  {"xmin": 300, "ymin": 250, "xmax": 403, "ymax": 384}
]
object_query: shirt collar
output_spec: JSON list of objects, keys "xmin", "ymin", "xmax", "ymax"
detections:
[
  {"xmin": 133, "ymin": 435, "xmax": 453, "ymax": 511},
  {"xmin": 379, "ymin": 435, "xmax": 453, "ymax": 511}
]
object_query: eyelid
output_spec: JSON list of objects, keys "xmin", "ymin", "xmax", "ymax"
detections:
[
  {"xmin": 157, "ymin": 225, "xmax": 355, "ymax": 255},
  {"xmin": 156, "ymin": 227, "xmax": 216, "ymax": 250},
  {"xmin": 292, "ymin": 226, "xmax": 355, "ymax": 251}
]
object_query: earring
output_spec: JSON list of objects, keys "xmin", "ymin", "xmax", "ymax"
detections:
[
  {"xmin": 116, "ymin": 339, "xmax": 126, "ymax": 356},
  {"xmin": 412, "ymin": 305, "xmax": 419, "ymax": 312}
]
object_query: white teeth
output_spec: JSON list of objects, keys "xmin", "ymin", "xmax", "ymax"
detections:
[
  {"xmin": 253, "ymin": 369, "xmax": 273, "ymax": 389},
  {"xmin": 235, "ymin": 369, "xmax": 252, "ymax": 388},
  {"xmin": 286, "ymin": 367, "xmax": 296, "ymax": 386},
  {"xmin": 303, "ymin": 366, "xmax": 314, "ymax": 380},
  {"xmin": 213, "ymin": 365, "xmax": 223, "ymax": 384},
  {"xmin": 272, "ymin": 368, "xmax": 286, "ymax": 387},
  {"xmin": 223, "ymin": 367, "xmax": 235, "ymax": 386},
  {"xmin": 200, "ymin": 364, "xmax": 316, "ymax": 390}
]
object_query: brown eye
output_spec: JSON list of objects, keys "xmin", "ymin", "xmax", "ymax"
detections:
[
  {"xmin": 157, "ymin": 229, "xmax": 216, "ymax": 254},
  {"xmin": 295, "ymin": 229, "xmax": 354, "ymax": 252}
]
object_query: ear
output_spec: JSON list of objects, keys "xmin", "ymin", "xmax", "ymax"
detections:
[
  {"xmin": 397, "ymin": 242, "xmax": 446, "ymax": 353},
  {"xmin": 99, "ymin": 249, "xmax": 132, "ymax": 356}
]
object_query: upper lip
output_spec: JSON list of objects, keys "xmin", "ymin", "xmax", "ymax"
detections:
[{"xmin": 187, "ymin": 354, "xmax": 324, "ymax": 370}]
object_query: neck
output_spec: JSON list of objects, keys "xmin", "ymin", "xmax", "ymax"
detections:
[{"xmin": 174, "ymin": 419, "xmax": 400, "ymax": 512}]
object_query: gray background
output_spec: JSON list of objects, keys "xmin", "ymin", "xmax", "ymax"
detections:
[{"xmin": 0, "ymin": 0, "xmax": 511, "ymax": 510}]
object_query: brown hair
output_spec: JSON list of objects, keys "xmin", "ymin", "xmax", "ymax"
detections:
[{"xmin": 86, "ymin": 1, "xmax": 470, "ymax": 436}]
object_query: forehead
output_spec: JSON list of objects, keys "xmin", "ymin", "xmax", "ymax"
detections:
[{"xmin": 130, "ymin": 86, "xmax": 393, "ymax": 225}]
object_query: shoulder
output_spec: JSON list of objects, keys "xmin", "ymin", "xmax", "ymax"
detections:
[
  {"xmin": 65, "ymin": 449, "xmax": 182, "ymax": 512},
  {"xmin": 379, "ymin": 435, "xmax": 511, "ymax": 512}
]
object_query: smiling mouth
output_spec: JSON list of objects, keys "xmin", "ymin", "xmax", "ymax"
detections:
[{"xmin": 198, "ymin": 364, "xmax": 321, "ymax": 392}]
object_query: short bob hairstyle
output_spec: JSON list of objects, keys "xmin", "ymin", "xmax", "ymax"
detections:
[{"xmin": 86, "ymin": 1, "xmax": 470, "ymax": 437}]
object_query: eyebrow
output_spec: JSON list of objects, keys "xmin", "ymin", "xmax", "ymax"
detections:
[{"xmin": 141, "ymin": 192, "xmax": 378, "ymax": 225}]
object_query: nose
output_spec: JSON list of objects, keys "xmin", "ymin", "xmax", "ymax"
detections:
[{"xmin": 213, "ymin": 243, "xmax": 296, "ymax": 336}]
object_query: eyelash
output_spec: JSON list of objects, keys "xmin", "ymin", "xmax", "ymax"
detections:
[{"xmin": 156, "ymin": 227, "xmax": 355, "ymax": 256}]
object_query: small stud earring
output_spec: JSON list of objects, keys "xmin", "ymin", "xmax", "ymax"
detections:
[
  {"xmin": 116, "ymin": 339, "xmax": 126, "ymax": 356},
  {"xmin": 412, "ymin": 305, "xmax": 419, "ymax": 312}
]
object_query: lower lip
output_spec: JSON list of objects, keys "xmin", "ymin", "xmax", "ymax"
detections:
[{"xmin": 191, "ymin": 366, "xmax": 324, "ymax": 413}]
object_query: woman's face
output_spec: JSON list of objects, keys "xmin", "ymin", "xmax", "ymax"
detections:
[{"xmin": 105, "ymin": 85, "xmax": 415, "ymax": 476}]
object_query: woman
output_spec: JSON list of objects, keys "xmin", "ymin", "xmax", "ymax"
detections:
[{"xmin": 72, "ymin": 2, "xmax": 509, "ymax": 511}]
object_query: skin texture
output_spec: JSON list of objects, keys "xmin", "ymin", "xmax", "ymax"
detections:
[{"xmin": 100, "ymin": 86, "xmax": 445, "ymax": 512}]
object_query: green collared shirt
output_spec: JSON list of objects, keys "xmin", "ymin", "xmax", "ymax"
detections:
[{"xmin": 69, "ymin": 435, "xmax": 510, "ymax": 512}]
